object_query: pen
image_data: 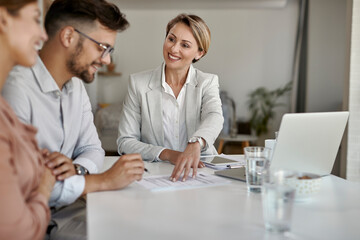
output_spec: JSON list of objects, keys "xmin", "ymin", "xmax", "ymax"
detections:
[
  {"xmin": 121, "ymin": 152, "xmax": 150, "ymax": 173},
  {"xmin": 227, "ymin": 165, "xmax": 244, "ymax": 169}
]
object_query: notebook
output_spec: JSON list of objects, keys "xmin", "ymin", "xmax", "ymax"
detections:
[
  {"xmin": 270, "ymin": 111, "xmax": 349, "ymax": 175},
  {"xmin": 201, "ymin": 155, "xmax": 244, "ymax": 167},
  {"xmin": 214, "ymin": 167, "xmax": 246, "ymax": 182}
]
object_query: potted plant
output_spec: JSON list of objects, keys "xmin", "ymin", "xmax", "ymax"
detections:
[{"xmin": 247, "ymin": 81, "xmax": 292, "ymax": 136}]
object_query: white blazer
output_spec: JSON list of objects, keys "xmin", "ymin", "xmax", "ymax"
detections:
[{"xmin": 117, "ymin": 64, "xmax": 224, "ymax": 161}]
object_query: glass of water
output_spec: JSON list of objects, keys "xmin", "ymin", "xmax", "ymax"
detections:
[
  {"xmin": 262, "ymin": 170, "xmax": 297, "ymax": 233},
  {"xmin": 244, "ymin": 147, "xmax": 270, "ymax": 193}
]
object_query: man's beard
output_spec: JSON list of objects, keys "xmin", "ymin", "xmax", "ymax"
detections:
[{"xmin": 66, "ymin": 39, "xmax": 98, "ymax": 83}]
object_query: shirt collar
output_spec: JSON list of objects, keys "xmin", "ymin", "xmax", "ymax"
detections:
[
  {"xmin": 31, "ymin": 56, "xmax": 74, "ymax": 94},
  {"xmin": 161, "ymin": 63, "xmax": 194, "ymax": 89}
]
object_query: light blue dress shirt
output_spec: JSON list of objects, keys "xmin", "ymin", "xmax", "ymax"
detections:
[{"xmin": 2, "ymin": 57, "xmax": 104, "ymax": 207}]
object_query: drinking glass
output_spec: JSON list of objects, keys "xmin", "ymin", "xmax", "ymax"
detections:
[
  {"xmin": 262, "ymin": 170, "xmax": 297, "ymax": 233},
  {"xmin": 244, "ymin": 146, "xmax": 270, "ymax": 193}
]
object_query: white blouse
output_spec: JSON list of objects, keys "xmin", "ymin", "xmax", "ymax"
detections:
[{"xmin": 161, "ymin": 64, "xmax": 194, "ymax": 152}]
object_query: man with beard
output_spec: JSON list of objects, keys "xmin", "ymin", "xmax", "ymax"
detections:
[{"xmin": 2, "ymin": 0, "xmax": 144, "ymax": 239}]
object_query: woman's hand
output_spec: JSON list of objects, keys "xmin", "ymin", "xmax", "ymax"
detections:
[
  {"xmin": 37, "ymin": 167, "xmax": 56, "ymax": 200},
  {"xmin": 169, "ymin": 143, "xmax": 205, "ymax": 182}
]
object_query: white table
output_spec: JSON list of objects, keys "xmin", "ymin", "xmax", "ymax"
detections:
[{"xmin": 87, "ymin": 157, "xmax": 360, "ymax": 240}]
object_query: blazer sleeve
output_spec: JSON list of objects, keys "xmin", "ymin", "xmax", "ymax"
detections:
[
  {"xmin": 192, "ymin": 74, "xmax": 224, "ymax": 150},
  {"xmin": 117, "ymin": 75, "xmax": 164, "ymax": 161}
]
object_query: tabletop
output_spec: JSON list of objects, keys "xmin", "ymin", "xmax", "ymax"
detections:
[{"xmin": 87, "ymin": 156, "xmax": 360, "ymax": 240}]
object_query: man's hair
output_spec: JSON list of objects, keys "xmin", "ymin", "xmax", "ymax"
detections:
[
  {"xmin": 0, "ymin": 0, "xmax": 36, "ymax": 16},
  {"xmin": 44, "ymin": 0, "xmax": 129, "ymax": 38}
]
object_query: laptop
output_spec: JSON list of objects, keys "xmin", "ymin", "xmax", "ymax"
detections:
[{"xmin": 270, "ymin": 111, "xmax": 349, "ymax": 175}]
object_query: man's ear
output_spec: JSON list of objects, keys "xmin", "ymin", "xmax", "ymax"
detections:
[
  {"xmin": 59, "ymin": 26, "xmax": 76, "ymax": 48},
  {"xmin": 0, "ymin": 8, "xmax": 10, "ymax": 34}
]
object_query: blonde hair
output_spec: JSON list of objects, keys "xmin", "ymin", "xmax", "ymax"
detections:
[{"xmin": 166, "ymin": 14, "xmax": 211, "ymax": 63}]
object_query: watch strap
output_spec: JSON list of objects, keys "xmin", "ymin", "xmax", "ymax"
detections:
[{"xmin": 188, "ymin": 136, "xmax": 205, "ymax": 150}]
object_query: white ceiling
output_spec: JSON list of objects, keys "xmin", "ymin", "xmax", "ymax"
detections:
[{"xmin": 110, "ymin": 0, "xmax": 288, "ymax": 9}]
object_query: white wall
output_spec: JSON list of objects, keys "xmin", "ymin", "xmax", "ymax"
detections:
[
  {"xmin": 306, "ymin": 0, "xmax": 347, "ymax": 112},
  {"xmin": 347, "ymin": 0, "xmax": 360, "ymax": 181},
  {"xmin": 96, "ymin": 0, "xmax": 299, "ymax": 133}
]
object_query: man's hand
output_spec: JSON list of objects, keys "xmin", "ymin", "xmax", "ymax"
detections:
[
  {"xmin": 45, "ymin": 152, "xmax": 76, "ymax": 181},
  {"xmin": 100, "ymin": 154, "xmax": 144, "ymax": 190},
  {"xmin": 169, "ymin": 143, "xmax": 204, "ymax": 182}
]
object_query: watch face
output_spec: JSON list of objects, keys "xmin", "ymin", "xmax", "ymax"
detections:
[
  {"xmin": 189, "ymin": 138, "xmax": 196, "ymax": 143},
  {"xmin": 75, "ymin": 164, "xmax": 85, "ymax": 175},
  {"xmin": 189, "ymin": 137, "xmax": 204, "ymax": 149}
]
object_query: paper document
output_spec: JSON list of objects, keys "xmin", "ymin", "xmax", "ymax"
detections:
[
  {"xmin": 137, "ymin": 172, "xmax": 231, "ymax": 192},
  {"xmin": 201, "ymin": 154, "xmax": 246, "ymax": 170}
]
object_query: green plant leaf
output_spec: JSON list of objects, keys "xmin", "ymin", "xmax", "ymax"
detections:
[{"xmin": 247, "ymin": 81, "xmax": 293, "ymax": 136}]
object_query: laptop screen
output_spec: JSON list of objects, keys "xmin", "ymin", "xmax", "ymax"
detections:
[{"xmin": 270, "ymin": 112, "xmax": 349, "ymax": 175}]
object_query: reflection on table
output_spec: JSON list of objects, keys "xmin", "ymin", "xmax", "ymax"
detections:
[{"xmin": 87, "ymin": 156, "xmax": 360, "ymax": 240}]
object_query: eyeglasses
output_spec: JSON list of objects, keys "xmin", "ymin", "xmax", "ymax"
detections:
[{"xmin": 74, "ymin": 29, "xmax": 114, "ymax": 59}]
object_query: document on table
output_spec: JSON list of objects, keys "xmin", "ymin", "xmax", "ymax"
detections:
[
  {"xmin": 201, "ymin": 154, "xmax": 246, "ymax": 170},
  {"xmin": 137, "ymin": 172, "xmax": 231, "ymax": 192}
]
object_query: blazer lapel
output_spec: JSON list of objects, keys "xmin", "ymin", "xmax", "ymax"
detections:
[
  {"xmin": 185, "ymin": 68, "xmax": 199, "ymax": 137},
  {"xmin": 147, "ymin": 66, "xmax": 164, "ymax": 146}
]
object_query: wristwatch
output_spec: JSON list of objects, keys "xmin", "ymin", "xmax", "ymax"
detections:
[
  {"xmin": 188, "ymin": 136, "xmax": 205, "ymax": 150},
  {"xmin": 74, "ymin": 164, "xmax": 89, "ymax": 175}
]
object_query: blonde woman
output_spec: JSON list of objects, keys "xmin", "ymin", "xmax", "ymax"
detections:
[
  {"xmin": 118, "ymin": 14, "xmax": 223, "ymax": 182},
  {"xmin": 0, "ymin": 1, "xmax": 55, "ymax": 239}
]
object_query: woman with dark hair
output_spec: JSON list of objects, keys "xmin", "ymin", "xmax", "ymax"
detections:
[
  {"xmin": 118, "ymin": 14, "xmax": 224, "ymax": 182},
  {"xmin": 0, "ymin": 1, "xmax": 55, "ymax": 239}
]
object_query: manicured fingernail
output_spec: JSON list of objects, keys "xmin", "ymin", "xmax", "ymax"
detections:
[
  {"xmin": 182, "ymin": 178, "xmax": 186, "ymax": 182},
  {"xmin": 172, "ymin": 178, "xmax": 176, "ymax": 182},
  {"xmin": 53, "ymin": 170, "xmax": 58, "ymax": 175},
  {"xmin": 169, "ymin": 177, "xmax": 173, "ymax": 181},
  {"xmin": 57, "ymin": 176, "xmax": 63, "ymax": 180},
  {"xmin": 192, "ymin": 175, "xmax": 196, "ymax": 179}
]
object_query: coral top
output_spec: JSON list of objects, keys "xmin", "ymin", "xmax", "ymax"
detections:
[{"xmin": 0, "ymin": 97, "xmax": 50, "ymax": 240}]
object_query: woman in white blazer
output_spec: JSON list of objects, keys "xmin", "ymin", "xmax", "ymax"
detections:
[{"xmin": 117, "ymin": 14, "xmax": 223, "ymax": 182}]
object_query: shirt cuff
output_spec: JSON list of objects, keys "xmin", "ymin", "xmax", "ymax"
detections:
[
  {"xmin": 73, "ymin": 157, "xmax": 99, "ymax": 174},
  {"xmin": 49, "ymin": 175, "xmax": 85, "ymax": 208},
  {"xmin": 201, "ymin": 139, "xmax": 209, "ymax": 152},
  {"xmin": 153, "ymin": 147, "xmax": 166, "ymax": 162}
]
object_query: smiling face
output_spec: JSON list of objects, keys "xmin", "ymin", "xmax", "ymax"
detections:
[
  {"xmin": 163, "ymin": 23, "xmax": 204, "ymax": 72},
  {"xmin": 6, "ymin": 2, "xmax": 47, "ymax": 67},
  {"xmin": 66, "ymin": 24, "xmax": 117, "ymax": 83}
]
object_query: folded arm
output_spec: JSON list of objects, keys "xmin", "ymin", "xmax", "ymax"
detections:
[{"xmin": 0, "ymin": 138, "xmax": 55, "ymax": 240}]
